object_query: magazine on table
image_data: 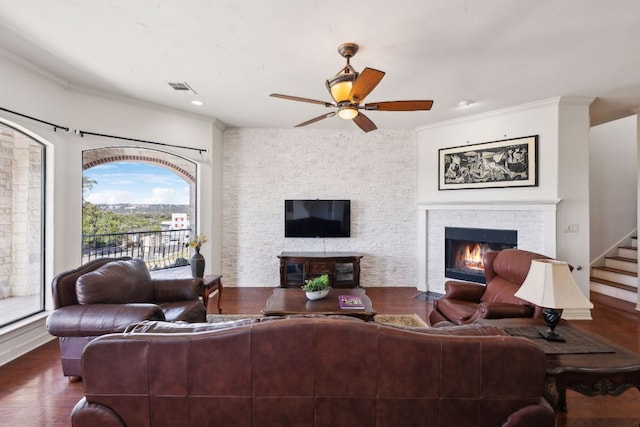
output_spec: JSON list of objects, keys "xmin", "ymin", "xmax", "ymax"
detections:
[{"xmin": 338, "ymin": 294, "xmax": 365, "ymax": 309}]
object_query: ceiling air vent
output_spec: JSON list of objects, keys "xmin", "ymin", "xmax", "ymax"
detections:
[{"xmin": 168, "ymin": 82, "xmax": 197, "ymax": 95}]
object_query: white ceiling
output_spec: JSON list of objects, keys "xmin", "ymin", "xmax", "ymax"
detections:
[{"xmin": 1, "ymin": 0, "xmax": 639, "ymax": 131}]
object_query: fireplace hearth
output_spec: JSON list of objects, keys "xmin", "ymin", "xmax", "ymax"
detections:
[{"xmin": 445, "ymin": 227, "xmax": 517, "ymax": 284}]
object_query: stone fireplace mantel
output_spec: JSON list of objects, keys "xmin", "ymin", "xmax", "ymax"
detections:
[{"xmin": 416, "ymin": 199, "xmax": 560, "ymax": 293}]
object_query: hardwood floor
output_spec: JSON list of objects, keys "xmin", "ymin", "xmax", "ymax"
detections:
[{"xmin": 0, "ymin": 287, "xmax": 638, "ymax": 426}]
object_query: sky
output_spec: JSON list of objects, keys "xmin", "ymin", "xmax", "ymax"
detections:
[{"xmin": 83, "ymin": 162, "xmax": 189, "ymax": 205}]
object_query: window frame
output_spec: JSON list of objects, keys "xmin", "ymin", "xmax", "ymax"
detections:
[{"xmin": 0, "ymin": 119, "xmax": 47, "ymax": 328}]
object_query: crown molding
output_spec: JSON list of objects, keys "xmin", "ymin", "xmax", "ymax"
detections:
[{"xmin": 417, "ymin": 96, "xmax": 594, "ymax": 132}]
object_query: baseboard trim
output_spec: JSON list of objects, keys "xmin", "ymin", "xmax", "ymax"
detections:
[{"xmin": 0, "ymin": 313, "xmax": 55, "ymax": 367}]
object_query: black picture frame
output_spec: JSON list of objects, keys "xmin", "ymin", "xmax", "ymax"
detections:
[{"xmin": 438, "ymin": 135, "xmax": 538, "ymax": 190}]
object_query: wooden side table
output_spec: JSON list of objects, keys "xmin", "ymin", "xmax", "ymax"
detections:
[
  {"xmin": 478, "ymin": 318, "xmax": 640, "ymax": 412},
  {"xmin": 202, "ymin": 274, "xmax": 223, "ymax": 314}
]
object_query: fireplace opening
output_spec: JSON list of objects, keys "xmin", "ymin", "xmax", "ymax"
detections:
[{"xmin": 445, "ymin": 227, "xmax": 517, "ymax": 284}]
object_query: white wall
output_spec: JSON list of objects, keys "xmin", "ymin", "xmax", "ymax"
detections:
[
  {"xmin": 0, "ymin": 52, "xmax": 223, "ymax": 364},
  {"xmin": 589, "ymin": 116, "xmax": 637, "ymax": 259},
  {"xmin": 416, "ymin": 99, "xmax": 560, "ymax": 204},
  {"xmin": 222, "ymin": 128, "xmax": 417, "ymax": 287},
  {"xmin": 555, "ymin": 98, "xmax": 593, "ymax": 305}
]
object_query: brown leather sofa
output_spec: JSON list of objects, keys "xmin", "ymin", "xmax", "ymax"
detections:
[
  {"xmin": 46, "ymin": 257, "xmax": 206, "ymax": 379},
  {"xmin": 71, "ymin": 317, "xmax": 554, "ymax": 427},
  {"xmin": 430, "ymin": 249, "xmax": 551, "ymax": 326}
]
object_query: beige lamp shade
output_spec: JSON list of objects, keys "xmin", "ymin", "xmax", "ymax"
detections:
[{"xmin": 514, "ymin": 259, "xmax": 594, "ymax": 309}]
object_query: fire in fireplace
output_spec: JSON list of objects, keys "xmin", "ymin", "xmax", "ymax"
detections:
[{"xmin": 444, "ymin": 227, "xmax": 517, "ymax": 284}]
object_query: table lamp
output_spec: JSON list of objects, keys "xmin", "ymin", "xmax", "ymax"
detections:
[{"xmin": 514, "ymin": 259, "xmax": 594, "ymax": 342}]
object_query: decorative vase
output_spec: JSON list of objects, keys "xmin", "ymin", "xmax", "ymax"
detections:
[
  {"xmin": 305, "ymin": 289, "xmax": 329, "ymax": 300},
  {"xmin": 191, "ymin": 247, "xmax": 205, "ymax": 278}
]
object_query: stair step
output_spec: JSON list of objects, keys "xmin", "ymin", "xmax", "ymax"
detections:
[
  {"xmin": 617, "ymin": 246, "xmax": 638, "ymax": 260},
  {"xmin": 632, "ymin": 236, "xmax": 638, "ymax": 249},
  {"xmin": 590, "ymin": 266, "xmax": 638, "ymax": 288},
  {"xmin": 604, "ymin": 256, "xmax": 638, "ymax": 273},
  {"xmin": 591, "ymin": 281, "xmax": 638, "ymax": 304},
  {"xmin": 590, "ymin": 276, "xmax": 638, "ymax": 293}
]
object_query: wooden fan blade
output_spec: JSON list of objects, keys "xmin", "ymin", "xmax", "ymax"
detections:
[
  {"xmin": 348, "ymin": 68, "xmax": 385, "ymax": 103},
  {"xmin": 352, "ymin": 112, "xmax": 377, "ymax": 133},
  {"xmin": 270, "ymin": 93, "xmax": 334, "ymax": 107},
  {"xmin": 365, "ymin": 100, "xmax": 434, "ymax": 111},
  {"xmin": 294, "ymin": 112, "xmax": 336, "ymax": 127}
]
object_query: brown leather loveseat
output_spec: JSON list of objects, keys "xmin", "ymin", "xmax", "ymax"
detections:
[
  {"xmin": 71, "ymin": 317, "xmax": 554, "ymax": 426},
  {"xmin": 46, "ymin": 257, "xmax": 206, "ymax": 379},
  {"xmin": 430, "ymin": 249, "xmax": 551, "ymax": 326}
]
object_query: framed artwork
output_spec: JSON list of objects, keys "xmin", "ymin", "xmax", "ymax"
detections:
[{"xmin": 438, "ymin": 135, "xmax": 538, "ymax": 190}]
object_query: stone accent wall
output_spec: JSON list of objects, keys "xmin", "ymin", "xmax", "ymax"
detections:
[
  {"xmin": 0, "ymin": 124, "xmax": 43, "ymax": 298},
  {"xmin": 222, "ymin": 128, "xmax": 417, "ymax": 287}
]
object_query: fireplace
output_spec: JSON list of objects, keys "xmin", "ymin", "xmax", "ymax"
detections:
[{"xmin": 444, "ymin": 227, "xmax": 517, "ymax": 284}]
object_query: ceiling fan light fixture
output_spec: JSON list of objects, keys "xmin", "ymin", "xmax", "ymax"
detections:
[
  {"xmin": 326, "ymin": 64, "xmax": 358, "ymax": 103},
  {"xmin": 338, "ymin": 106, "xmax": 358, "ymax": 120}
]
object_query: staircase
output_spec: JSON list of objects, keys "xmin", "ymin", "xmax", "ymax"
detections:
[{"xmin": 590, "ymin": 237, "xmax": 639, "ymax": 303}]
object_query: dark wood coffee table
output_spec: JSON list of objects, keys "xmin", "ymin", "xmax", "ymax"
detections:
[
  {"xmin": 479, "ymin": 318, "xmax": 640, "ymax": 412},
  {"xmin": 262, "ymin": 288, "xmax": 377, "ymax": 321}
]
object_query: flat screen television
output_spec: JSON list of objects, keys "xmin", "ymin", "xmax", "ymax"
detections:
[{"xmin": 285, "ymin": 199, "xmax": 351, "ymax": 238}]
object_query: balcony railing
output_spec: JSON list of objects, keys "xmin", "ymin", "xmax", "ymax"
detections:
[{"xmin": 82, "ymin": 229, "xmax": 192, "ymax": 271}]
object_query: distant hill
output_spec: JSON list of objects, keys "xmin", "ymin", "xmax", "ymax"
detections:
[{"xmin": 96, "ymin": 204, "xmax": 189, "ymax": 214}]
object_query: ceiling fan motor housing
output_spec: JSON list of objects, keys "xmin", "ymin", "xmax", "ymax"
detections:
[{"xmin": 337, "ymin": 42, "xmax": 359, "ymax": 59}]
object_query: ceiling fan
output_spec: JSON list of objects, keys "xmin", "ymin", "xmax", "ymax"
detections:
[{"xmin": 270, "ymin": 42, "xmax": 433, "ymax": 133}]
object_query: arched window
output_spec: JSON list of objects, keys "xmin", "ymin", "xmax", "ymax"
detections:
[
  {"xmin": 0, "ymin": 121, "xmax": 45, "ymax": 327},
  {"xmin": 81, "ymin": 147, "xmax": 197, "ymax": 272}
]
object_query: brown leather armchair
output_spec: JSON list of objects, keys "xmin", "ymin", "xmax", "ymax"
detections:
[
  {"xmin": 429, "ymin": 249, "xmax": 551, "ymax": 326},
  {"xmin": 46, "ymin": 257, "xmax": 206, "ymax": 379}
]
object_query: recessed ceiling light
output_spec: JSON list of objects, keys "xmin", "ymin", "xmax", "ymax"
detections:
[
  {"xmin": 458, "ymin": 100, "xmax": 474, "ymax": 108},
  {"xmin": 191, "ymin": 100, "xmax": 204, "ymax": 106}
]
